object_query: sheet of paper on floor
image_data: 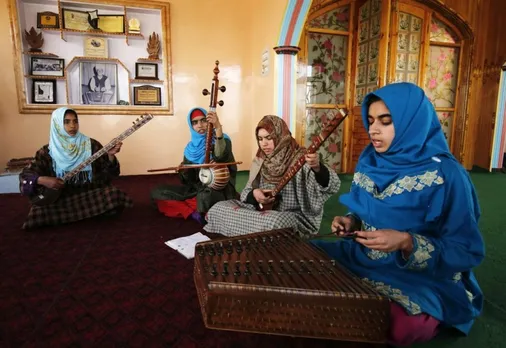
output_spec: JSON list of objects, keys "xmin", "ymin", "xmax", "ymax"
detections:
[{"xmin": 165, "ymin": 232, "xmax": 211, "ymax": 259}]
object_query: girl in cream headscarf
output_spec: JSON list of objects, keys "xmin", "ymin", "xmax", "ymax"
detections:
[{"xmin": 204, "ymin": 115, "xmax": 340, "ymax": 237}]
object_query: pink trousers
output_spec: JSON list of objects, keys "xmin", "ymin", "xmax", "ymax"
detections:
[{"xmin": 389, "ymin": 302, "xmax": 440, "ymax": 347}]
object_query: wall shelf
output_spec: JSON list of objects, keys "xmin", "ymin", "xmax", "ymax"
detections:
[
  {"xmin": 129, "ymin": 79, "xmax": 164, "ymax": 84},
  {"xmin": 137, "ymin": 58, "xmax": 162, "ymax": 63},
  {"xmin": 24, "ymin": 74, "xmax": 66, "ymax": 80},
  {"xmin": 23, "ymin": 51, "xmax": 58, "ymax": 57},
  {"xmin": 10, "ymin": 0, "xmax": 173, "ymax": 115}
]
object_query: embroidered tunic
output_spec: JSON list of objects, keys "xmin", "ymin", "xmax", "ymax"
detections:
[
  {"xmin": 312, "ymin": 83, "xmax": 484, "ymax": 335},
  {"xmin": 19, "ymin": 138, "xmax": 133, "ymax": 229}
]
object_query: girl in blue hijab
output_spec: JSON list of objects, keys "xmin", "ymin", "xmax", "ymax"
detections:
[
  {"xmin": 49, "ymin": 106, "xmax": 93, "ymax": 182},
  {"xmin": 151, "ymin": 107, "xmax": 237, "ymax": 224},
  {"xmin": 312, "ymin": 83, "xmax": 484, "ymax": 347},
  {"xmin": 183, "ymin": 107, "xmax": 230, "ymax": 163},
  {"xmin": 19, "ymin": 107, "xmax": 133, "ymax": 229}
]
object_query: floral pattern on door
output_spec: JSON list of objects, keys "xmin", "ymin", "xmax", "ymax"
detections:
[
  {"xmin": 306, "ymin": 33, "xmax": 348, "ymax": 105},
  {"xmin": 425, "ymin": 18, "xmax": 460, "ymax": 144},
  {"xmin": 355, "ymin": 0, "xmax": 381, "ymax": 105},
  {"xmin": 425, "ymin": 46, "xmax": 459, "ymax": 108},
  {"xmin": 394, "ymin": 12, "xmax": 422, "ymax": 83},
  {"xmin": 436, "ymin": 111, "xmax": 453, "ymax": 141},
  {"xmin": 429, "ymin": 18, "xmax": 458, "ymax": 43},
  {"xmin": 305, "ymin": 108, "xmax": 345, "ymax": 172},
  {"xmin": 309, "ymin": 5, "xmax": 350, "ymax": 31}
]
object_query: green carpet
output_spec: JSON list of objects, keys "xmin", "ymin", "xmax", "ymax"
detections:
[{"xmin": 234, "ymin": 171, "xmax": 506, "ymax": 347}]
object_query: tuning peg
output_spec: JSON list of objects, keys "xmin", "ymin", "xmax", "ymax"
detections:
[
  {"xmin": 219, "ymin": 86, "xmax": 226, "ymax": 92},
  {"xmin": 202, "ymin": 89, "xmax": 210, "ymax": 96},
  {"xmin": 218, "ymin": 100, "xmax": 224, "ymax": 106}
]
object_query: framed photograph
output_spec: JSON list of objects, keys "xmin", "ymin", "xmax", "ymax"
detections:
[
  {"xmin": 98, "ymin": 15, "xmax": 125, "ymax": 33},
  {"xmin": 83, "ymin": 37, "xmax": 108, "ymax": 58},
  {"xmin": 37, "ymin": 11, "xmax": 59, "ymax": 29},
  {"xmin": 135, "ymin": 63, "xmax": 158, "ymax": 80},
  {"xmin": 134, "ymin": 85, "xmax": 161, "ymax": 106},
  {"xmin": 79, "ymin": 62, "xmax": 118, "ymax": 105},
  {"xmin": 62, "ymin": 8, "xmax": 92, "ymax": 31},
  {"xmin": 32, "ymin": 80, "xmax": 56, "ymax": 104},
  {"xmin": 30, "ymin": 57, "xmax": 64, "ymax": 77}
]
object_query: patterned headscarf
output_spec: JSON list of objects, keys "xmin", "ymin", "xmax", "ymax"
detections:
[
  {"xmin": 48, "ymin": 107, "xmax": 93, "ymax": 182},
  {"xmin": 256, "ymin": 115, "xmax": 306, "ymax": 184}
]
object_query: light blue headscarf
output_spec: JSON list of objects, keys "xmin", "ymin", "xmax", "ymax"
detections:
[
  {"xmin": 183, "ymin": 107, "xmax": 230, "ymax": 164},
  {"xmin": 48, "ymin": 107, "xmax": 93, "ymax": 182}
]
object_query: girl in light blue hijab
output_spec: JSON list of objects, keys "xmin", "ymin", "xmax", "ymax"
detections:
[
  {"xmin": 312, "ymin": 83, "xmax": 484, "ymax": 346},
  {"xmin": 19, "ymin": 107, "xmax": 133, "ymax": 229},
  {"xmin": 48, "ymin": 107, "xmax": 93, "ymax": 182}
]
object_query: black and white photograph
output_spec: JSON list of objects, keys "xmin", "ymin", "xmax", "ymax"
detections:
[
  {"xmin": 79, "ymin": 62, "xmax": 118, "ymax": 105},
  {"xmin": 32, "ymin": 79, "xmax": 56, "ymax": 104},
  {"xmin": 30, "ymin": 57, "xmax": 65, "ymax": 77},
  {"xmin": 135, "ymin": 62, "xmax": 158, "ymax": 80}
]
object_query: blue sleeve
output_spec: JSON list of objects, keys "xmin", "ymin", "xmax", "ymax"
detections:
[{"xmin": 396, "ymin": 161, "xmax": 485, "ymax": 278}]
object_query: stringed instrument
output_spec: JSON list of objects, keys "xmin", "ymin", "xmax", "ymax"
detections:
[
  {"xmin": 147, "ymin": 61, "xmax": 237, "ymax": 190},
  {"xmin": 198, "ymin": 60, "xmax": 232, "ymax": 191},
  {"xmin": 259, "ymin": 108, "xmax": 349, "ymax": 211},
  {"xmin": 29, "ymin": 114, "xmax": 154, "ymax": 206}
]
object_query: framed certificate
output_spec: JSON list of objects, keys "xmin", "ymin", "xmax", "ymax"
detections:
[
  {"xmin": 37, "ymin": 11, "xmax": 59, "ymax": 29},
  {"xmin": 98, "ymin": 15, "xmax": 125, "ymax": 33},
  {"xmin": 134, "ymin": 85, "xmax": 161, "ymax": 106},
  {"xmin": 83, "ymin": 37, "xmax": 108, "ymax": 58},
  {"xmin": 135, "ymin": 63, "xmax": 158, "ymax": 80},
  {"xmin": 62, "ymin": 9, "xmax": 92, "ymax": 31},
  {"xmin": 32, "ymin": 80, "xmax": 56, "ymax": 104},
  {"xmin": 30, "ymin": 57, "xmax": 65, "ymax": 77}
]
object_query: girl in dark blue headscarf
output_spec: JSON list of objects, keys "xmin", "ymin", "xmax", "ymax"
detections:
[
  {"xmin": 312, "ymin": 83, "xmax": 484, "ymax": 347},
  {"xmin": 151, "ymin": 107, "xmax": 237, "ymax": 223},
  {"xmin": 183, "ymin": 107, "xmax": 231, "ymax": 163}
]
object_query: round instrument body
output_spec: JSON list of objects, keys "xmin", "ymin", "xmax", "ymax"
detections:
[{"xmin": 199, "ymin": 162, "xmax": 230, "ymax": 190}]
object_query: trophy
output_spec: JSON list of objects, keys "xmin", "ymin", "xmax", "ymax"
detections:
[
  {"xmin": 88, "ymin": 10, "xmax": 99, "ymax": 30},
  {"xmin": 147, "ymin": 32, "xmax": 160, "ymax": 59},
  {"xmin": 128, "ymin": 18, "xmax": 141, "ymax": 34},
  {"xmin": 24, "ymin": 27, "xmax": 43, "ymax": 52}
]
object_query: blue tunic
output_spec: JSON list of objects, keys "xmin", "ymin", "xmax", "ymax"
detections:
[{"xmin": 312, "ymin": 83, "xmax": 485, "ymax": 334}]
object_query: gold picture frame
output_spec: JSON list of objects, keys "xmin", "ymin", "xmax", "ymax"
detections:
[
  {"xmin": 8, "ymin": 0, "xmax": 173, "ymax": 116},
  {"xmin": 98, "ymin": 15, "xmax": 125, "ymax": 33},
  {"xmin": 134, "ymin": 85, "xmax": 161, "ymax": 106},
  {"xmin": 37, "ymin": 11, "xmax": 59, "ymax": 29}
]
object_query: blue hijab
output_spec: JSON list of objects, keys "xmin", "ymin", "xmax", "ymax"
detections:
[
  {"xmin": 340, "ymin": 82, "xmax": 477, "ymax": 231},
  {"xmin": 356, "ymin": 82, "xmax": 454, "ymax": 190},
  {"xmin": 48, "ymin": 107, "xmax": 93, "ymax": 182},
  {"xmin": 183, "ymin": 107, "xmax": 230, "ymax": 164},
  {"xmin": 314, "ymin": 83, "xmax": 484, "ymax": 333}
]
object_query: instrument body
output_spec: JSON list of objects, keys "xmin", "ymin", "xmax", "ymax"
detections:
[
  {"xmin": 199, "ymin": 60, "xmax": 230, "ymax": 190},
  {"xmin": 194, "ymin": 228, "xmax": 390, "ymax": 343},
  {"xmin": 198, "ymin": 160, "xmax": 231, "ymax": 191},
  {"xmin": 260, "ymin": 108, "xmax": 349, "ymax": 211},
  {"xmin": 29, "ymin": 114, "xmax": 154, "ymax": 206}
]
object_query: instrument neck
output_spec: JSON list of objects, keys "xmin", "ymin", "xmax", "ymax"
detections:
[
  {"xmin": 62, "ymin": 120, "xmax": 148, "ymax": 181},
  {"xmin": 204, "ymin": 107, "xmax": 217, "ymax": 164},
  {"xmin": 271, "ymin": 110, "xmax": 348, "ymax": 196}
]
